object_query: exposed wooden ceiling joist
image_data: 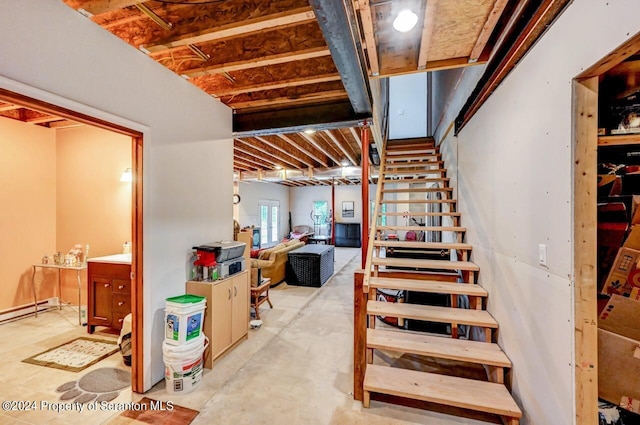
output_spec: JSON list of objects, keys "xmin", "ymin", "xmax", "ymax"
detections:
[
  {"xmin": 278, "ymin": 134, "xmax": 329, "ymax": 168},
  {"xmin": 0, "ymin": 103, "xmax": 21, "ymax": 112},
  {"xmin": 66, "ymin": 0, "xmax": 143, "ymax": 16},
  {"xmin": 145, "ymin": 7, "xmax": 316, "ymax": 53},
  {"xmin": 469, "ymin": 0, "xmax": 510, "ymax": 62},
  {"xmin": 212, "ymin": 73, "xmax": 341, "ymax": 98},
  {"xmin": 228, "ymin": 90, "xmax": 348, "ymax": 112},
  {"xmin": 254, "ymin": 135, "xmax": 316, "ymax": 169},
  {"xmin": 357, "ymin": 0, "xmax": 379, "ymax": 76},
  {"xmin": 348, "ymin": 127, "xmax": 362, "ymax": 149},
  {"xmin": 323, "ymin": 130, "xmax": 358, "ymax": 166},
  {"xmin": 417, "ymin": 0, "xmax": 438, "ymax": 70},
  {"xmin": 300, "ymin": 132, "xmax": 342, "ymax": 167},
  {"xmin": 235, "ymin": 138, "xmax": 301, "ymax": 169},
  {"xmin": 234, "ymin": 151, "xmax": 276, "ymax": 170}
]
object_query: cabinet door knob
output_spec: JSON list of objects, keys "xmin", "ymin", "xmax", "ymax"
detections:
[
  {"xmin": 118, "ymin": 318, "xmax": 123, "ymax": 323},
  {"xmin": 118, "ymin": 285, "xmax": 125, "ymax": 290},
  {"xmin": 118, "ymin": 301, "xmax": 124, "ymax": 306},
  {"xmin": 104, "ymin": 283, "xmax": 110, "ymax": 288}
]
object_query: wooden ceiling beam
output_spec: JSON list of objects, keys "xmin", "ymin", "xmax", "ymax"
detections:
[
  {"xmin": 209, "ymin": 73, "xmax": 341, "ymax": 97},
  {"xmin": 469, "ymin": 0, "xmax": 510, "ymax": 62},
  {"xmin": 235, "ymin": 138, "xmax": 301, "ymax": 169},
  {"xmin": 184, "ymin": 47, "xmax": 331, "ymax": 78},
  {"xmin": 255, "ymin": 136, "xmax": 315, "ymax": 169},
  {"xmin": 348, "ymin": 127, "xmax": 362, "ymax": 149},
  {"xmin": 64, "ymin": 0, "xmax": 143, "ymax": 16},
  {"xmin": 323, "ymin": 130, "xmax": 358, "ymax": 166},
  {"xmin": 372, "ymin": 57, "xmax": 480, "ymax": 79},
  {"xmin": 145, "ymin": 7, "xmax": 316, "ymax": 53},
  {"xmin": 0, "ymin": 103, "xmax": 21, "ymax": 112},
  {"xmin": 234, "ymin": 145, "xmax": 285, "ymax": 169},
  {"xmin": 26, "ymin": 116, "xmax": 64, "ymax": 124},
  {"xmin": 228, "ymin": 90, "xmax": 348, "ymax": 112},
  {"xmin": 357, "ymin": 0, "xmax": 379, "ymax": 76},
  {"xmin": 417, "ymin": 0, "xmax": 439, "ymax": 70},
  {"xmin": 299, "ymin": 132, "xmax": 342, "ymax": 166},
  {"xmin": 234, "ymin": 158, "xmax": 260, "ymax": 170},
  {"xmin": 278, "ymin": 134, "xmax": 329, "ymax": 168},
  {"xmin": 233, "ymin": 162, "xmax": 253, "ymax": 172},
  {"xmin": 48, "ymin": 120, "xmax": 83, "ymax": 129},
  {"xmin": 234, "ymin": 151, "xmax": 273, "ymax": 169},
  {"xmin": 335, "ymin": 129, "xmax": 361, "ymax": 164}
]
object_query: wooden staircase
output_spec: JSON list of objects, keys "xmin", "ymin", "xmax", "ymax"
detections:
[{"xmin": 358, "ymin": 138, "xmax": 522, "ymax": 424}]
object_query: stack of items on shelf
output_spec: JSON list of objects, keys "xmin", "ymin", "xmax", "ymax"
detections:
[{"xmin": 163, "ymin": 294, "xmax": 208, "ymax": 395}]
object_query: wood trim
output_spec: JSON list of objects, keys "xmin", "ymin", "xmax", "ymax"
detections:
[
  {"xmin": 145, "ymin": 8, "xmax": 316, "ymax": 53},
  {"xmin": 573, "ymin": 77, "xmax": 598, "ymax": 425},
  {"xmin": 357, "ymin": 0, "xmax": 379, "ymax": 76},
  {"xmin": 578, "ymin": 31, "xmax": 640, "ymax": 79},
  {"xmin": 0, "ymin": 88, "xmax": 143, "ymax": 137},
  {"xmin": 184, "ymin": 47, "xmax": 331, "ymax": 77},
  {"xmin": 228, "ymin": 90, "xmax": 348, "ymax": 112},
  {"xmin": 131, "ymin": 136, "xmax": 144, "ymax": 393},
  {"xmin": 469, "ymin": 0, "xmax": 509, "ymax": 61},
  {"xmin": 417, "ymin": 0, "xmax": 438, "ymax": 70},
  {"xmin": 598, "ymin": 134, "xmax": 640, "ymax": 146}
]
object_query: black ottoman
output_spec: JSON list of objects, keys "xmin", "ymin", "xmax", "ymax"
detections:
[{"xmin": 286, "ymin": 244, "xmax": 335, "ymax": 287}]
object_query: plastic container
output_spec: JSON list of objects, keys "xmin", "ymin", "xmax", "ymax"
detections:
[
  {"xmin": 165, "ymin": 294, "xmax": 206, "ymax": 345},
  {"xmin": 163, "ymin": 335, "xmax": 208, "ymax": 394}
]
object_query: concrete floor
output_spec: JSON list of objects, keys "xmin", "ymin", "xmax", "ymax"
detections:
[{"xmin": 0, "ymin": 247, "xmax": 496, "ymax": 425}]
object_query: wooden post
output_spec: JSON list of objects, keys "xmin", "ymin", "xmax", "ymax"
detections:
[
  {"xmin": 361, "ymin": 126, "xmax": 370, "ymax": 269},
  {"xmin": 353, "ymin": 269, "xmax": 366, "ymax": 401},
  {"xmin": 331, "ymin": 177, "xmax": 336, "ymax": 245}
]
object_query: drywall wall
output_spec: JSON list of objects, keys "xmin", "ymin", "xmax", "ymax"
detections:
[
  {"xmin": 0, "ymin": 1, "xmax": 233, "ymax": 391},
  {"xmin": 388, "ymin": 73, "xmax": 428, "ymax": 139},
  {"xmin": 237, "ymin": 181, "xmax": 290, "ymax": 242},
  {"xmin": 434, "ymin": 1, "xmax": 640, "ymax": 423},
  {"xmin": 0, "ymin": 117, "xmax": 57, "ymax": 311}
]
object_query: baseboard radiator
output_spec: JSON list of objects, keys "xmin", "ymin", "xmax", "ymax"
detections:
[{"xmin": 0, "ymin": 298, "xmax": 58, "ymax": 323}]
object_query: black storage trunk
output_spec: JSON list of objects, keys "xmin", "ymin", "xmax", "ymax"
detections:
[
  {"xmin": 335, "ymin": 222, "xmax": 361, "ymax": 247},
  {"xmin": 286, "ymin": 245, "xmax": 335, "ymax": 287}
]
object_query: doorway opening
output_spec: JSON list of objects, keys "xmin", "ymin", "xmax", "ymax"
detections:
[
  {"xmin": 573, "ymin": 32, "xmax": 640, "ymax": 424},
  {"xmin": 0, "ymin": 87, "xmax": 144, "ymax": 393}
]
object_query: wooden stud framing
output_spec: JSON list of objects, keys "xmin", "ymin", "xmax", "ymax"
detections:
[
  {"xmin": 469, "ymin": 0, "xmax": 509, "ymax": 62},
  {"xmin": 323, "ymin": 130, "xmax": 358, "ymax": 166},
  {"xmin": 300, "ymin": 132, "xmax": 343, "ymax": 166},
  {"xmin": 357, "ymin": 0, "xmax": 380, "ymax": 76},
  {"xmin": 255, "ymin": 136, "xmax": 316, "ymax": 168},
  {"xmin": 278, "ymin": 134, "xmax": 330, "ymax": 167}
]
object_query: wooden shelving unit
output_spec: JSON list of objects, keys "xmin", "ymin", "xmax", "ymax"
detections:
[{"xmin": 598, "ymin": 134, "xmax": 640, "ymax": 146}]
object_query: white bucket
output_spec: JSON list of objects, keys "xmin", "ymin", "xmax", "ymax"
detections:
[
  {"xmin": 163, "ymin": 335, "xmax": 208, "ymax": 394},
  {"xmin": 165, "ymin": 294, "xmax": 206, "ymax": 345}
]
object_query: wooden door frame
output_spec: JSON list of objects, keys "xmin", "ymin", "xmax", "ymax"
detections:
[
  {"xmin": 573, "ymin": 32, "xmax": 640, "ymax": 425},
  {"xmin": 0, "ymin": 88, "xmax": 145, "ymax": 393}
]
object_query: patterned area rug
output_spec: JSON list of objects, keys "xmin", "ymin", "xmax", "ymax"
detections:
[
  {"xmin": 106, "ymin": 397, "xmax": 199, "ymax": 425},
  {"xmin": 22, "ymin": 337, "xmax": 119, "ymax": 372}
]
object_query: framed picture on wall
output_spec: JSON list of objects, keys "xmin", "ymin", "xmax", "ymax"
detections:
[{"xmin": 342, "ymin": 201, "xmax": 354, "ymax": 218}]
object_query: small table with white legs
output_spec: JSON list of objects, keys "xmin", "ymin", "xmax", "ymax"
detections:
[{"xmin": 32, "ymin": 263, "xmax": 87, "ymax": 325}]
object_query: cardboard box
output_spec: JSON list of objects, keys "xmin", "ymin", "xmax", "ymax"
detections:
[
  {"xmin": 598, "ymin": 295, "xmax": 640, "ymax": 414},
  {"xmin": 632, "ymin": 196, "xmax": 640, "ymax": 226},
  {"xmin": 624, "ymin": 225, "xmax": 640, "ymax": 250},
  {"xmin": 601, "ymin": 247, "xmax": 640, "ymax": 296}
]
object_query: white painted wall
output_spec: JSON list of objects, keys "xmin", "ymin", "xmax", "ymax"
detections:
[
  {"xmin": 237, "ymin": 182, "xmax": 290, "ymax": 242},
  {"xmin": 0, "ymin": 2, "xmax": 233, "ymax": 391},
  {"xmin": 388, "ymin": 73, "xmax": 428, "ymax": 139},
  {"xmin": 434, "ymin": 1, "xmax": 640, "ymax": 423}
]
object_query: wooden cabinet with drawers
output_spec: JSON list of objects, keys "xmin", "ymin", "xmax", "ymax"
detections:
[{"xmin": 87, "ymin": 261, "xmax": 131, "ymax": 333}]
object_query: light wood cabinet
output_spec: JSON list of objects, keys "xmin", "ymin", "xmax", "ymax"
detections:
[
  {"xmin": 186, "ymin": 270, "xmax": 249, "ymax": 369},
  {"xmin": 87, "ymin": 262, "xmax": 132, "ymax": 333}
]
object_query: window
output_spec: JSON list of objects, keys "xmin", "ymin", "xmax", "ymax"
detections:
[
  {"xmin": 371, "ymin": 201, "xmax": 386, "ymax": 226},
  {"xmin": 312, "ymin": 201, "xmax": 329, "ymax": 236},
  {"xmin": 259, "ymin": 200, "xmax": 280, "ymax": 247}
]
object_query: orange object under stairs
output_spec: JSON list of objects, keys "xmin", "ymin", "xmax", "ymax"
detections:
[{"xmin": 358, "ymin": 138, "xmax": 522, "ymax": 424}]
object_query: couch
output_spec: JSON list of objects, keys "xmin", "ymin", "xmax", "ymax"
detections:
[{"xmin": 250, "ymin": 239, "xmax": 305, "ymax": 284}]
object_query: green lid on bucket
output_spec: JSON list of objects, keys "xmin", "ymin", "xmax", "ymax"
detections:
[{"xmin": 166, "ymin": 294, "xmax": 205, "ymax": 304}]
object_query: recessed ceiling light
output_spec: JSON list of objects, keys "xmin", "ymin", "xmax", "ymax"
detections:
[
  {"xmin": 304, "ymin": 129, "xmax": 316, "ymax": 134},
  {"xmin": 393, "ymin": 9, "xmax": 418, "ymax": 33},
  {"xmin": 341, "ymin": 160, "xmax": 349, "ymax": 166},
  {"xmin": 274, "ymin": 165, "xmax": 282, "ymax": 169}
]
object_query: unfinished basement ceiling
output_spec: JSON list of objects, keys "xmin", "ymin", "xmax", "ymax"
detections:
[{"xmin": 48, "ymin": 0, "xmax": 516, "ymax": 186}]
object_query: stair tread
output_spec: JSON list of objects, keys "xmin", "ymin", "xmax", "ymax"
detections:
[
  {"xmin": 386, "ymin": 169, "xmax": 447, "ymax": 175},
  {"xmin": 386, "ymin": 154, "xmax": 442, "ymax": 161},
  {"xmin": 382, "ymin": 187, "xmax": 453, "ymax": 193},
  {"xmin": 367, "ymin": 300, "xmax": 497, "ymax": 327},
  {"xmin": 377, "ymin": 225, "xmax": 465, "ymax": 232},
  {"xmin": 369, "ymin": 277, "xmax": 486, "ymax": 296},
  {"xmin": 382, "ymin": 178, "xmax": 449, "ymax": 184},
  {"xmin": 385, "ymin": 161, "xmax": 444, "ymax": 168},
  {"xmin": 379, "ymin": 212, "xmax": 461, "ymax": 217},
  {"xmin": 367, "ymin": 329, "xmax": 510, "ymax": 367},
  {"xmin": 364, "ymin": 365, "xmax": 522, "ymax": 417},
  {"xmin": 374, "ymin": 241, "xmax": 472, "ymax": 250},
  {"xmin": 380, "ymin": 199, "xmax": 456, "ymax": 204},
  {"xmin": 372, "ymin": 257, "xmax": 479, "ymax": 271}
]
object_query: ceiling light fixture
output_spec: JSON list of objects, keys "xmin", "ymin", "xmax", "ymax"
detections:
[
  {"xmin": 341, "ymin": 160, "xmax": 350, "ymax": 166},
  {"xmin": 303, "ymin": 129, "xmax": 316, "ymax": 134},
  {"xmin": 120, "ymin": 168, "xmax": 133, "ymax": 182},
  {"xmin": 274, "ymin": 165, "xmax": 283, "ymax": 170},
  {"xmin": 393, "ymin": 9, "xmax": 418, "ymax": 33}
]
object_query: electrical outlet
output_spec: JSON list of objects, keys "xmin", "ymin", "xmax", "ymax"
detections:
[{"xmin": 538, "ymin": 244, "xmax": 547, "ymax": 267}]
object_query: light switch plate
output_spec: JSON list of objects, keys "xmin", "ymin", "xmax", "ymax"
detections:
[{"xmin": 539, "ymin": 244, "xmax": 547, "ymax": 267}]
